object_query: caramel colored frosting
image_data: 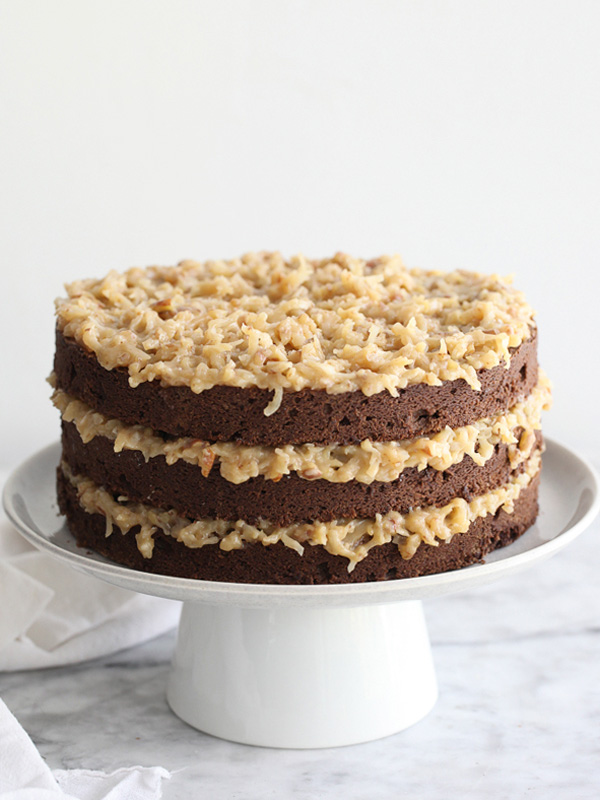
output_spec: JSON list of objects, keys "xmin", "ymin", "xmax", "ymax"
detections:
[{"xmin": 55, "ymin": 253, "xmax": 535, "ymax": 413}]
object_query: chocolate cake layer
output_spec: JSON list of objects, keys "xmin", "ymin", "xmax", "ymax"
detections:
[
  {"xmin": 60, "ymin": 419, "xmax": 542, "ymax": 525},
  {"xmin": 57, "ymin": 467, "xmax": 540, "ymax": 584},
  {"xmin": 54, "ymin": 328, "xmax": 538, "ymax": 446}
]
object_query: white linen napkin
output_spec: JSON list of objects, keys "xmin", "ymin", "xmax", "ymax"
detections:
[
  {"xmin": 0, "ymin": 506, "xmax": 181, "ymax": 671},
  {"xmin": 0, "ymin": 698, "xmax": 170, "ymax": 800}
]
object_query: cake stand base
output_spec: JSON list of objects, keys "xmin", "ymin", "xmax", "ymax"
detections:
[{"xmin": 167, "ymin": 599, "xmax": 437, "ymax": 748}]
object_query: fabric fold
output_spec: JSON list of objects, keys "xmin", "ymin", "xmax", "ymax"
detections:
[
  {"xmin": 0, "ymin": 504, "xmax": 180, "ymax": 672},
  {"xmin": 0, "ymin": 697, "xmax": 170, "ymax": 800}
]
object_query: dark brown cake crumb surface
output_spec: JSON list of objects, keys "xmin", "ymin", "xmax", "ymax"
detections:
[
  {"xmin": 60, "ymin": 418, "xmax": 542, "ymax": 526},
  {"xmin": 54, "ymin": 328, "xmax": 538, "ymax": 446},
  {"xmin": 57, "ymin": 467, "xmax": 540, "ymax": 585}
]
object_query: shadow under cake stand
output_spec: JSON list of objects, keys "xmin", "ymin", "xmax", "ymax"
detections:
[{"xmin": 3, "ymin": 439, "xmax": 599, "ymax": 749}]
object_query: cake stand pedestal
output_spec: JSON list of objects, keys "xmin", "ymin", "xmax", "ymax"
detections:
[
  {"xmin": 3, "ymin": 440, "xmax": 599, "ymax": 748},
  {"xmin": 168, "ymin": 599, "xmax": 436, "ymax": 747}
]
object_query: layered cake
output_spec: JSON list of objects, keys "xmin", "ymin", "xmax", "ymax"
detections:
[{"xmin": 52, "ymin": 253, "xmax": 551, "ymax": 584}]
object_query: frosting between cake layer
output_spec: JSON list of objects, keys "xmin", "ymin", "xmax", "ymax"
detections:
[
  {"xmin": 52, "ymin": 374, "xmax": 551, "ymax": 484},
  {"xmin": 61, "ymin": 451, "xmax": 541, "ymax": 570},
  {"xmin": 55, "ymin": 253, "xmax": 535, "ymax": 406}
]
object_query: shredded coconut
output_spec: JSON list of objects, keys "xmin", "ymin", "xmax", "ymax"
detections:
[
  {"xmin": 52, "ymin": 374, "xmax": 551, "ymax": 484},
  {"xmin": 61, "ymin": 451, "xmax": 541, "ymax": 570},
  {"xmin": 55, "ymin": 253, "xmax": 535, "ymax": 403}
]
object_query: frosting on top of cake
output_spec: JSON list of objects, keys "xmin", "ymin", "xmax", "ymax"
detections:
[{"xmin": 56, "ymin": 252, "xmax": 535, "ymax": 408}]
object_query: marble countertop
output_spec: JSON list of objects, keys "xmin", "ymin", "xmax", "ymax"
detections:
[{"xmin": 1, "ymin": 468, "xmax": 599, "ymax": 799}]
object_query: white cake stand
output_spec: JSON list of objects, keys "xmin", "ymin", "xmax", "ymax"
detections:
[{"xmin": 3, "ymin": 439, "xmax": 599, "ymax": 748}]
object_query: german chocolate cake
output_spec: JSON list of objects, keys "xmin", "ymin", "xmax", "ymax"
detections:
[{"xmin": 52, "ymin": 253, "xmax": 551, "ymax": 583}]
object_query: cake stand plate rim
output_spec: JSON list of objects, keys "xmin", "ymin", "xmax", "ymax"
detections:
[{"xmin": 3, "ymin": 438, "xmax": 599, "ymax": 608}]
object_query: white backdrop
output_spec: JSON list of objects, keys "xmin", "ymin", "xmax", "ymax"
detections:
[{"xmin": 1, "ymin": 0, "xmax": 599, "ymax": 469}]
